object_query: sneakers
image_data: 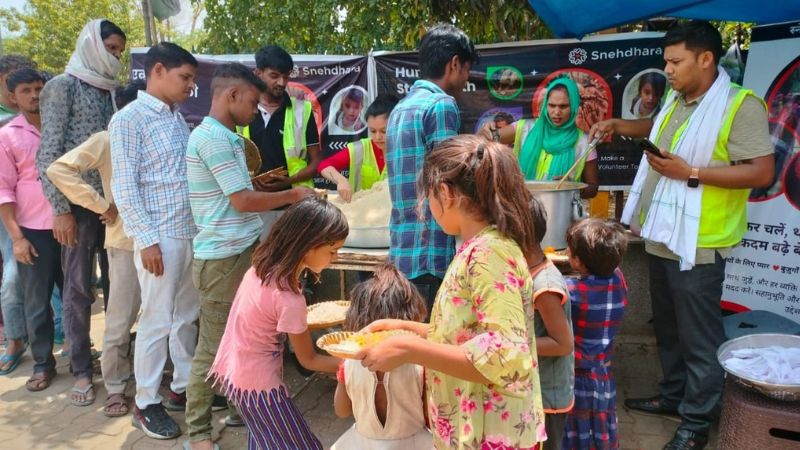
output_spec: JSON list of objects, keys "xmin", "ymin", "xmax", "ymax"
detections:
[
  {"xmin": 225, "ymin": 412, "xmax": 245, "ymax": 427},
  {"xmin": 163, "ymin": 390, "xmax": 187, "ymax": 411},
  {"xmin": 211, "ymin": 395, "xmax": 228, "ymax": 412},
  {"xmin": 663, "ymin": 429, "xmax": 708, "ymax": 450},
  {"xmin": 132, "ymin": 404, "xmax": 181, "ymax": 439}
]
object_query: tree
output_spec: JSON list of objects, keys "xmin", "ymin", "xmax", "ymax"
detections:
[
  {"xmin": 0, "ymin": 0, "xmax": 146, "ymax": 73},
  {"xmin": 200, "ymin": 0, "xmax": 552, "ymax": 55}
]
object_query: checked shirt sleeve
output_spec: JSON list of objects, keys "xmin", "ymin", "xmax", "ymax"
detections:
[
  {"xmin": 422, "ymin": 96, "xmax": 461, "ymax": 153},
  {"xmin": 110, "ymin": 114, "xmax": 158, "ymax": 249}
]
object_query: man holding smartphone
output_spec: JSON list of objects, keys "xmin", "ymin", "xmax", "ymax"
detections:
[{"xmin": 590, "ymin": 21, "xmax": 773, "ymax": 450}]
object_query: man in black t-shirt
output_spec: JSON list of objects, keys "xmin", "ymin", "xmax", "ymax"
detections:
[{"xmin": 242, "ymin": 45, "xmax": 321, "ymax": 191}]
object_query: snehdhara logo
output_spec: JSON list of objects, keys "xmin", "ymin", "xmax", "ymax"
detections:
[{"xmin": 568, "ymin": 48, "xmax": 588, "ymax": 65}]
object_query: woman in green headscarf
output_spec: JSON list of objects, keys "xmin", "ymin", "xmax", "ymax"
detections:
[{"xmin": 483, "ymin": 77, "xmax": 599, "ymax": 198}]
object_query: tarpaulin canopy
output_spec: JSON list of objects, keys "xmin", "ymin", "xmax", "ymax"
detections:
[{"xmin": 528, "ymin": 0, "xmax": 800, "ymax": 38}]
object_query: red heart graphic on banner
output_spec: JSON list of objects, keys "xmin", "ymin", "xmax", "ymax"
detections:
[{"xmin": 773, "ymin": 265, "xmax": 780, "ymax": 271}]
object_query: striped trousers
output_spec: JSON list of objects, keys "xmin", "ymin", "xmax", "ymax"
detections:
[{"xmin": 236, "ymin": 386, "xmax": 322, "ymax": 450}]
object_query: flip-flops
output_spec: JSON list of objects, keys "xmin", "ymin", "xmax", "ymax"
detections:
[
  {"xmin": 0, "ymin": 345, "xmax": 27, "ymax": 375},
  {"xmin": 70, "ymin": 382, "xmax": 96, "ymax": 407},
  {"xmin": 25, "ymin": 369, "xmax": 56, "ymax": 391},
  {"xmin": 182, "ymin": 441, "xmax": 220, "ymax": 450},
  {"xmin": 103, "ymin": 393, "xmax": 129, "ymax": 417}
]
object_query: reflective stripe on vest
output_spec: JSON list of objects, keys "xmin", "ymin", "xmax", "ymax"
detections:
[
  {"xmin": 284, "ymin": 98, "xmax": 313, "ymax": 188},
  {"xmin": 235, "ymin": 98, "xmax": 313, "ymax": 188},
  {"xmin": 652, "ymin": 85, "xmax": 757, "ymax": 248},
  {"xmin": 347, "ymin": 138, "xmax": 384, "ymax": 192},
  {"xmin": 512, "ymin": 119, "xmax": 535, "ymax": 157}
]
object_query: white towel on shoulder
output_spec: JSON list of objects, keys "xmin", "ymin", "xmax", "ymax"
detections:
[{"xmin": 622, "ymin": 70, "xmax": 731, "ymax": 270}]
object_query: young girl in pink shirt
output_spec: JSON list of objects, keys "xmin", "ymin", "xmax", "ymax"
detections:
[{"xmin": 209, "ymin": 197, "xmax": 347, "ymax": 450}]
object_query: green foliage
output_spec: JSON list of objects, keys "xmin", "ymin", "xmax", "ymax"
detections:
[
  {"xmin": 201, "ymin": 0, "xmax": 552, "ymax": 55},
  {"xmin": 0, "ymin": 0, "xmax": 146, "ymax": 73},
  {"xmin": 715, "ymin": 21, "xmax": 752, "ymax": 49}
]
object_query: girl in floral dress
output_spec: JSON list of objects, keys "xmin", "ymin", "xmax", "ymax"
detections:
[{"xmin": 358, "ymin": 135, "xmax": 547, "ymax": 450}]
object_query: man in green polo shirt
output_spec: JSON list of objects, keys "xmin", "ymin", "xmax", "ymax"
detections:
[
  {"xmin": 590, "ymin": 21, "xmax": 774, "ymax": 450},
  {"xmin": 184, "ymin": 63, "xmax": 314, "ymax": 450}
]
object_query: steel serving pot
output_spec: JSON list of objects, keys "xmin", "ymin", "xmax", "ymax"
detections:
[
  {"xmin": 526, "ymin": 181, "xmax": 587, "ymax": 250},
  {"xmin": 717, "ymin": 333, "xmax": 800, "ymax": 402}
]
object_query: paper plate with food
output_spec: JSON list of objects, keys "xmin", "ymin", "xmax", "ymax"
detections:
[
  {"xmin": 317, "ymin": 329, "xmax": 417, "ymax": 359},
  {"xmin": 306, "ymin": 300, "xmax": 350, "ymax": 330},
  {"xmin": 544, "ymin": 246, "xmax": 569, "ymax": 264}
]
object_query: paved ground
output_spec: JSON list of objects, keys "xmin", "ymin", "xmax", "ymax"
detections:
[{"xmin": 0, "ymin": 303, "xmax": 719, "ymax": 449}]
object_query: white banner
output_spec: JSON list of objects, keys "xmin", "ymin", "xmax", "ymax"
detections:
[{"xmin": 722, "ymin": 21, "xmax": 800, "ymax": 323}]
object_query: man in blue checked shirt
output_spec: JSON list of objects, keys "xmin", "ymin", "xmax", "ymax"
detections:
[
  {"xmin": 109, "ymin": 42, "xmax": 199, "ymax": 440},
  {"xmin": 386, "ymin": 24, "xmax": 479, "ymax": 315}
]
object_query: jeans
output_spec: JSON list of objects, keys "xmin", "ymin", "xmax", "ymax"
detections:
[
  {"xmin": 133, "ymin": 236, "xmax": 199, "ymax": 409},
  {"xmin": 51, "ymin": 285, "xmax": 63, "ymax": 340},
  {"xmin": 649, "ymin": 253, "xmax": 726, "ymax": 435},
  {"xmin": 101, "ymin": 248, "xmax": 141, "ymax": 395},
  {"xmin": 0, "ymin": 224, "xmax": 25, "ymax": 340},
  {"xmin": 18, "ymin": 228, "xmax": 62, "ymax": 374},
  {"xmin": 186, "ymin": 245, "xmax": 254, "ymax": 442}
]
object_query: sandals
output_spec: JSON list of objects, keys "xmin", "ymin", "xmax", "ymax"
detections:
[
  {"xmin": 0, "ymin": 345, "xmax": 27, "ymax": 375},
  {"xmin": 182, "ymin": 441, "xmax": 220, "ymax": 450},
  {"xmin": 25, "ymin": 370, "xmax": 57, "ymax": 392},
  {"xmin": 70, "ymin": 382, "xmax": 96, "ymax": 407},
  {"xmin": 103, "ymin": 393, "xmax": 129, "ymax": 417}
]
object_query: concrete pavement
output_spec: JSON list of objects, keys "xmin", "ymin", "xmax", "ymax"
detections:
[{"xmin": 0, "ymin": 302, "xmax": 718, "ymax": 449}]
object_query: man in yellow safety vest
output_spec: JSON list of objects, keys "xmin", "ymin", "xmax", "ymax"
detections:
[
  {"xmin": 590, "ymin": 21, "xmax": 774, "ymax": 450},
  {"xmin": 240, "ymin": 45, "xmax": 321, "ymax": 190}
]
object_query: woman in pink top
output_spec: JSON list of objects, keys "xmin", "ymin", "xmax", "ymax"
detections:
[{"xmin": 209, "ymin": 197, "xmax": 347, "ymax": 450}]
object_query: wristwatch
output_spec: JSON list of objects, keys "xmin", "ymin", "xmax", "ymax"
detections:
[{"xmin": 687, "ymin": 167, "xmax": 700, "ymax": 188}]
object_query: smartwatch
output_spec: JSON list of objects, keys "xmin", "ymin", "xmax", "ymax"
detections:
[{"xmin": 687, "ymin": 167, "xmax": 700, "ymax": 188}]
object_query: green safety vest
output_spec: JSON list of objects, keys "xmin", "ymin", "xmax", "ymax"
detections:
[
  {"xmin": 513, "ymin": 118, "xmax": 587, "ymax": 181},
  {"xmin": 347, "ymin": 138, "xmax": 385, "ymax": 191},
  {"xmin": 646, "ymin": 85, "xmax": 757, "ymax": 248},
  {"xmin": 238, "ymin": 97, "xmax": 314, "ymax": 188}
]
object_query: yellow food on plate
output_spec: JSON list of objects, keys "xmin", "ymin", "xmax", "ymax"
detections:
[{"xmin": 317, "ymin": 330, "xmax": 416, "ymax": 359}]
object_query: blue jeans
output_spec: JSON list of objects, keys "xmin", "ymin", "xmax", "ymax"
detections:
[
  {"xmin": 0, "ymin": 224, "xmax": 25, "ymax": 340},
  {"xmin": 51, "ymin": 284, "xmax": 63, "ymax": 339},
  {"xmin": 1, "ymin": 224, "xmax": 64, "ymax": 341}
]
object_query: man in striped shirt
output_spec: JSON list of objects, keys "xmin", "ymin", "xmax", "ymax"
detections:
[{"xmin": 184, "ymin": 63, "xmax": 313, "ymax": 450}]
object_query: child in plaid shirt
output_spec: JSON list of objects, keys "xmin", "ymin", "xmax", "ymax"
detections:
[{"xmin": 563, "ymin": 219, "xmax": 629, "ymax": 450}]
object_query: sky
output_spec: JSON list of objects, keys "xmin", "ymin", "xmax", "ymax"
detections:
[{"xmin": 1, "ymin": 0, "xmax": 199, "ymax": 36}]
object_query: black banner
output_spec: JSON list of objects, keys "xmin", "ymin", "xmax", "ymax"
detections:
[
  {"xmin": 130, "ymin": 33, "xmax": 669, "ymax": 188},
  {"xmin": 130, "ymin": 51, "xmax": 369, "ymax": 189},
  {"xmin": 375, "ymin": 33, "xmax": 668, "ymax": 187}
]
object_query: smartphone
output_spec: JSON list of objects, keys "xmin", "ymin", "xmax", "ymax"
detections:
[{"xmin": 636, "ymin": 138, "xmax": 665, "ymax": 158}]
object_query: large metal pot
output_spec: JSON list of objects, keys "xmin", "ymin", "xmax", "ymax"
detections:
[
  {"xmin": 526, "ymin": 181, "xmax": 587, "ymax": 250},
  {"xmin": 717, "ymin": 333, "xmax": 800, "ymax": 402}
]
